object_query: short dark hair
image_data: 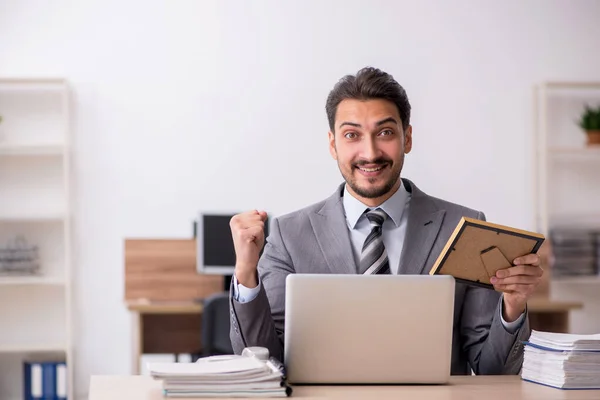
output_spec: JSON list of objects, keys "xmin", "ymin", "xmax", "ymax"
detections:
[{"xmin": 325, "ymin": 67, "xmax": 411, "ymax": 132}]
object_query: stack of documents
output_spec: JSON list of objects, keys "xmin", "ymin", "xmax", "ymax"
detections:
[
  {"xmin": 550, "ymin": 228, "xmax": 597, "ymax": 277},
  {"xmin": 521, "ymin": 330, "xmax": 600, "ymax": 389},
  {"xmin": 148, "ymin": 355, "xmax": 291, "ymax": 398}
]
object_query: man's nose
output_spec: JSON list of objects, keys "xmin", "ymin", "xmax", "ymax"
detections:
[{"xmin": 361, "ymin": 137, "xmax": 381, "ymax": 160}]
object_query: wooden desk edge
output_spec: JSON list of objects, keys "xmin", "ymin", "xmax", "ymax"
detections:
[
  {"xmin": 125, "ymin": 300, "xmax": 204, "ymax": 314},
  {"xmin": 527, "ymin": 298, "xmax": 584, "ymax": 312},
  {"xmin": 89, "ymin": 375, "xmax": 600, "ymax": 400}
]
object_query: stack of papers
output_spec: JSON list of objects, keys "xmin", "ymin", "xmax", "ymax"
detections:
[
  {"xmin": 521, "ymin": 330, "xmax": 600, "ymax": 389},
  {"xmin": 148, "ymin": 356, "xmax": 291, "ymax": 398}
]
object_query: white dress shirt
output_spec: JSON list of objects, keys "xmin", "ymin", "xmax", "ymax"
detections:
[
  {"xmin": 233, "ymin": 181, "xmax": 525, "ymax": 332},
  {"xmin": 342, "ymin": 181, "xmax": 409, "ymax": 274}
]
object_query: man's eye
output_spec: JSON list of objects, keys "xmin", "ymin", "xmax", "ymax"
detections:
[
  {"xmin": 380, "ymin": 129, "xmax": 394, "ymax": 136},
  {"xmin": 344, "ymin": 132, "xmax": 357, "ymax": 139}
]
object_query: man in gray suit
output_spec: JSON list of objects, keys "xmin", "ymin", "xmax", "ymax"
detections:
[{"xmin": 228, "ymin": 67, "xmax": 543, "ymax": 375}]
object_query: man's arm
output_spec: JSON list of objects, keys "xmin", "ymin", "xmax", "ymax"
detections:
[
  {"xmin": 229, "ymin": 217, "xmax": 294, "ymax": 362},
  {"xmin": 232, "ymin": 275, "xmax": 261, "ymax": 303},
  {"xmin": 500, "ymin": 301, "xmax": 526, "ymax": 333},
  {"xmin": 460, "ymin": 285, "xmax": 530, "ymax": 374},
  {"xmin": 460, "ymin": 210, "xmax": 531, "ymax": 374}
]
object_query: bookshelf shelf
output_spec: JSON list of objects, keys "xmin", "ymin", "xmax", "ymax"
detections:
[
  {"xmin": 552, "ymin": 276, "xmax": 600, "ymax": 285},
  {"xmin": 547, "ymin": 146, "xmax": 600, "ymax": 155},
  {"xmin": 543, "ymin": 81, "xmax": 600, "ymax": 90},
  {"xmin": 0, "ymin": 144, "xmax": 65, "ymax": 156},
  {"xmin": 0, "ymin": 78, "xmax": 66, "ymax": 89},
  {"xmin": 0, "ymin": 78, "xmax": 73, "ymax": 400},
  {"xmin": 0, "ymin": 344, "xmax": 67, "ymax": 354},
  {"xmin": 0, "ymin": 276, "xmax": 65, "ymax": 286},
  {"xmin": 0, "ymin": 214, "xmax": 65, "ymax": 222}
]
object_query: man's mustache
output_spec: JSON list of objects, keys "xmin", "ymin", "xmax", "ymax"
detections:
[{"xmin": 353, "ymin": 158, "xmax": 392, "ymax": 167}]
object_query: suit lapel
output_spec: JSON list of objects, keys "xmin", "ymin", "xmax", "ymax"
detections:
[
  {"xmin": 309, "ymin": 185, "xmax": 358, "ymax": 275},
  {"xmin": 398, "ymin": 179, "xmax": 446, "ymax": 275}
]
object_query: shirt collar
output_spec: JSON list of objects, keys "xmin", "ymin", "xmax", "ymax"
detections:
[{"xmin": 343, "ymin": 179, "xmax": 410, "ymax": 229}]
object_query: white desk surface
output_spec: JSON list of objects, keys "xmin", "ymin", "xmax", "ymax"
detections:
[{"xmin": 89, "ymin": 375, "xmax": 600, "ymax": 400}]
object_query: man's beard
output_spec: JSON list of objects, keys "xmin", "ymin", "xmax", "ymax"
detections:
[{"xmin": 342, "ymin": 156, "xmax": 403, "ymax": 199}]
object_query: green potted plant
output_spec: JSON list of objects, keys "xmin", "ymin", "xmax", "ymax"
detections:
[{"xmin": 578, "ymin": 105, "xmax": 600, "ymax": 145}]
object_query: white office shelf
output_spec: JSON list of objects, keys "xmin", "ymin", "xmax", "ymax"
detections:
[
  {"xmin": 0, "ymin": 344, "xmax": 67, "ymax": 354},
  {"xmin": 0, "ymin": 144, "xmax": 65, "ymax": 156},
  {"xmin": 0, "ymin": 78, "xmax": 73, "ymax": 400},
  {"xmin": 0, "ymin": 214, "xmax": 65, "ymax": 222},
  {"xmin": 0, "ymin": 276, "xmax": 65, "ymax": 286},
  {"xmin": 552, "ymin": 276, "xmax": 600, "ymax": 285},
  {"xmin": 547, "ymin": 146, "xmax": 600, "ymax": 155},
  {"xmin": 0, "ymin": 78, "xmax": 67, "ymax": 92},
  {"xmin": 543, "ymin": 81, "xmax": 600, "ymax": 88},
  {"xmin": 533, "ymin": 81, "xmax": 600, "ymax": 336}
]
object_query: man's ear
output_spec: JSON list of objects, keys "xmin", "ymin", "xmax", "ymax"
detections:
[
  {"xmin": 328, "ymin": 131, "xmax": 338, "ymax": 160},
  {"xmin": 403, "ymin": 125, "xmax": 413, "ymax": 154}
]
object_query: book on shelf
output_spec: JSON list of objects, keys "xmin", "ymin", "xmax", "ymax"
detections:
[
  {"xmin": 0, "ymin": 235, "xmax": 40, "ymax": 276},
  {"xmin": 549, "ymin": 227, "xmax": 600, "ymax": 277},
  {"xmin": 23, "ymin": 361, "xmax": 67, "ymax": 400}
]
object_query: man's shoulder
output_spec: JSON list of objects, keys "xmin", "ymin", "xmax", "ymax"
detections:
[
  {"xmin": 419, "ymin": 190, "xmax": 484, "ymax": 220},
  {"xmin": 430, "ymin": 194, "xmax": 482, "ymax": 217},
  {"xmin": 273, "ymin": 197, "xmax": 331, "ymax": 225}
]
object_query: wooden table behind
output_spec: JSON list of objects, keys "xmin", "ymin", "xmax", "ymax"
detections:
[
  {"xmin": 124, "ymin": 239, "xmax": 224, "ymax": 301},
  {"xmin": 527, "ymin": 297, "xmax": 583, "ymax": 333},
  {"xmin": 125, "ymin": 239, "xmax": 225, "ymax": 373}
]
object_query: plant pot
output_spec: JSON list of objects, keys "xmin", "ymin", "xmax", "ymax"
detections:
[{"xmin": 586, "ymin": 130, "xmax": 600, "ymax": 145}]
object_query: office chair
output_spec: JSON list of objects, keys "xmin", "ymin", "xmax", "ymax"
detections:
[{"xmin": 200, "ymin": 291, "xmax": 234, "ymax": 357}]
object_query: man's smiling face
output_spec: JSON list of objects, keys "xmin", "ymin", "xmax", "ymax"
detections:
[{"xmin": 329, "ymin": 98, "xmax": 412, "ymax": 205}]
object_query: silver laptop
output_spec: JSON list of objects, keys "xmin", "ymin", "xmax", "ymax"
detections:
[{"xmin": 284, "ymin": 274, "xmax": 455, "ymax": 384}]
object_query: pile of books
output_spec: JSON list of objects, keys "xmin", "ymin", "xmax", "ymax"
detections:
[
  {"xmin": 521, "ymin": 330, "xmax": 600, "ymax": 389},
  {"xmin": 550, "ymin": 228, "xmax": 598, "ymax": 277},
  {"xmin": 148, "ymin": 355, "xmax": 291, "ymax": 398}
]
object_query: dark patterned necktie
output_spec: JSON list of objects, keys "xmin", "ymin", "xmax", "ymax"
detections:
[{"xmin": 360, "ymin": 208, "xmax": 390, "ymax": 275}]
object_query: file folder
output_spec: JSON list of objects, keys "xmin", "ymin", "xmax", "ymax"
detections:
[
  {"xmin": 24, "ymin": 361, "xmax": 67, "ymax": 400},
  {"xmin": 56, "ymin": 362, "xmax": 67, "ymax": 400},
  {"xmin": 24, "ymin": 362, "xmax": 43, "ymax": 400}
]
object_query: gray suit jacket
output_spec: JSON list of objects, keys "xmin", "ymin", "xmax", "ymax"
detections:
[{"xmin": 229, "ymin": 178, "xmax": 530, "ymax": 375}]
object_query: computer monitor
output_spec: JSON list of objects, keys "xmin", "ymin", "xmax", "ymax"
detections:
[{"xmin": 196, "ymin": 213, "xmax": 269, "ymax": 276}]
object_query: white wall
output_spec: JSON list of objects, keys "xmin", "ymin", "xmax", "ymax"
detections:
[{"xmin": 1, "ymin": 0, "xmax": 600, "ymax": 397}]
